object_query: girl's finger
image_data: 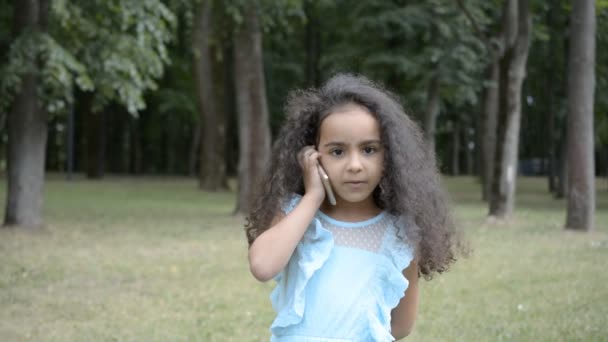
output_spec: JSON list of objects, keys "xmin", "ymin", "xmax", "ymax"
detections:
[
  {"xmin": 297, "ymin": 152, "xmax": 304, "ymax": 168},
  {"xmin": 309, "ymin": 151, "xmax": 320, "ymax": 165},
  {"xmin": 298, "ymin": 146, "xmax": 319, "ymax": 174},
  {"xmin": 298, "ymin": 146, "xmax": 313, "ymax": 166},
  {"xmin": 306, "ymin": 153, "xmax": 321, "ymax": 175},
  {"xmin": 304, "ymin": 146, "xmax": 315, "ymax": 157},
  {"xmin": 301, "ymin": 147, "xmax": 315, "ymax": 163}
]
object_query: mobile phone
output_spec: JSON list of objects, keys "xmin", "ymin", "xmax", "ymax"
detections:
[{"xmin": 317, "ymin": 164, "xmax": 337, "ymax": 205}]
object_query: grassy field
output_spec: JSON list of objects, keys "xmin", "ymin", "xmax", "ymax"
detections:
[{"xmin": 0, "ymin": 175, "xmax": 606, "ymax": 341}]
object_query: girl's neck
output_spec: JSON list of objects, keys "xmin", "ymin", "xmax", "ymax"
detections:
[{"xmin": 319, "ymin": 196, "xmax": 382, "ymax": 222}]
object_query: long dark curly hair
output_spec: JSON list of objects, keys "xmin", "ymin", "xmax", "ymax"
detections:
[{"xmin": 245, "ymin": 73, "xmax": 463, "ymax": 279}]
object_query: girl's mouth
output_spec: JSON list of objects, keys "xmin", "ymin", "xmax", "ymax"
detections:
[
  {"xmin": 345, "ymin": 181, "xmax": 367, "ymax": 188},
  {"xmin": 345, "ymin": 180, "xmax": 366, "ymax": 184}
]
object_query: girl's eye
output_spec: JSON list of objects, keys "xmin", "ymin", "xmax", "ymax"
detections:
[
  {"xmin": 363, "ymin": 146, "xmax": 377, "ymax": 154},
  {"xmin": 330, "ymin": 148, "xmax": 344, "ymax": 156}
]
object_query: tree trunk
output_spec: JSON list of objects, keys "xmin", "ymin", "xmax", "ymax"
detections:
[
  {"xmin": 160, "ymin": 114, "xmax": 176, "ymax": 174},
  {"xmin": 304, "ymin": 0, "xmax": 321, "ymax": 87},
  {"xmin": 160, "ymin": 113, "xmax": 168, "ymax": 173},
  {"xmin": 128, "ymin": 115, "xmax": 143, "ymax": 175},
  {"xmin": 106, "ymin": 107, "xmax": 126, "ymax": 173},
  {"xmin": 120, "ymin": 112, "xmax": 129, "ymax": 173},
  {"xmin": 84, "ymin": 97, "xmax": 105, "ymax": 179},
  {"xmin": 549, "ymin": 137, "xmax": 560, "ymax": 194},
  {"xmin": 4, "ymin": 0, "xmax": 50, "ymax": 229},
  {"xmin": 547, "ymin": 93, "xmax": 557, "ymax": 192},
  {"xmin": 565, "ymin": 0, "xmax": 595, "ymax": 231},
  {"xmin": 605, "ymin": 146, "xmax": 608, "ymax": 183},
  {"xmin": 76, "ymin": 96, "xmax": 86, "ymax": 173},
  {"xmin": 233, "ymin": 2, "xmax": 272, "ymax": 214},
  {"xmin": 45, "ymin": 116, "xmax": 58, "ymax": 171},
  {"xmin": 466, "ymin": 122, "xmax": 474, "ymax": 175},
  {"xmin": 66, "ymin": 101, "xmax": 75, "ymax": 179},
  {"xmin": 605, "ymin": 147, "xmax": 608, "ymax": 189},
  {"xmin": 0, "ymin": 128, "xmax": 5, "ymax": 174},
  {"xmin": 489, "ymin": 0, "xmax": 531, "ymax": 219},
  {"xmin": 188, "ymin": 121, "xmax": 200, "ymax": 177},
  {"xmin": 451, "ymin": 121, "xmax": 461, "ymax": 176},
  {"xmin": 194, "ymin": 1, "xmax": 226, "ymax": 190},
  {"xmin": 424, "ymin": 73, "xmax": 440, "ymax": 153},
  {"xmin": 480, "ymin": 63, "xmax": 500, "ymax": 201},
  {"xmin": 474, "ymin": 100, "xmax": 482, "ymax": 177},
  {"xmin": 225, "ymin": 42, "xmax": 239, "ymax": 178},
  {"xmin": 546, "ymin": 3, "xmax": 558, "ymax": 193},
  {"xmin": 555, "ymin": 133, "xmax": 567, "ymax": 198},
  {"xmin": 212, "ymin": 40, "xmax": 228, "ymax": 187}
]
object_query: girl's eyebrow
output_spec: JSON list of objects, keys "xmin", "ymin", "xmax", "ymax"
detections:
[
  {"xmin": 359, "ymin": 139, "xmax": 382, "ymax": 145},
  {"xmin": 322, "ymin": 139, "xmax": 382, "ymax": 148}
]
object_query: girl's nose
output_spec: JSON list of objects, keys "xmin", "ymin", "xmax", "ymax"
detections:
[{"xmin": 347, "ymin": 153, "xmax": 363, "ymax": 173}]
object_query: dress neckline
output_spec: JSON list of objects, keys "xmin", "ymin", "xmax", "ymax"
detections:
[{"xmin": 317, "ymin": 210, "xmax": 386, "ymax": 228}]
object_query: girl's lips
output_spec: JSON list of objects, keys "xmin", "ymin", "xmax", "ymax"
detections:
[{"xmin": 344, "ymin": 181, "xmax": 367, "ymax": 187}]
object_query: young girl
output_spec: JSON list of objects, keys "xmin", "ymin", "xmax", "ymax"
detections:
[{"xmin": 246, "ymin": 74, "xmax": 461, "ymax": 341}]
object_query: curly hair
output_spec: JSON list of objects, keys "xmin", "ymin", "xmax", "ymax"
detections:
[{"xmin": 245, "ymin": 73, "xmax": 463, "ymax": 279}]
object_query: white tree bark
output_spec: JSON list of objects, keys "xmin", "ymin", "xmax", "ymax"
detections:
[
  {"xmin": 4, "ymin": 0, "xmax": 49, "ymax": 228},
  {"xmin": 489, "ymin": 0, "xmax": 531, "ymax": 219}
]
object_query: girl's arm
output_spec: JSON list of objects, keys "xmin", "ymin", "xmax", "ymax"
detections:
[
  {"xmin": 248, "ymin": 193, "xmax": 323, "ymax": 282},
  {"xmin": 248, "ymin": 146, "xmax": 325, "ymax": 282},
  {"xmin": 390, "ymin": 255, "xmax": 420, "ymax": 340}
]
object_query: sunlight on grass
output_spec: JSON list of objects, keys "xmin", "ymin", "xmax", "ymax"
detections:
[{"xmin": 0, "ymin": 175, "xmax": 606, "ymax": 341}]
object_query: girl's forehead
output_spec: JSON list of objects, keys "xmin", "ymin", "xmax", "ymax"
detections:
[
  {"xmin": 318, "ymin": 106, "xmax": 381, "ymax": 143},
  {"xmin": 328, "ymin": 102, "xmax": 371, "ymax": 116}
]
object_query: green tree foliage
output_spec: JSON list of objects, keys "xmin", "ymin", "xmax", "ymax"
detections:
[
  {"xmin": 0, "ymin": 0, "xmax": 175, "ymax": 117},
  {"xmin": 52, "ymin": 0, "xmax": 175, "ymax": 114},
  {"xmin": 318, "ymin": 0, "xmax": 490, "ymax": 111},
  {"xmin": 2, "ymin": 0, "xmax": 606, "ymax": 180},
  {"xmin": 0, "ymin": 8, "xmax": 91, "ymax": 116}
]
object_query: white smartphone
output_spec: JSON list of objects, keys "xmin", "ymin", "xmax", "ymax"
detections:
[{"xmin": 317, "ymin": 164, "xmax": 337, "ymax": 205}]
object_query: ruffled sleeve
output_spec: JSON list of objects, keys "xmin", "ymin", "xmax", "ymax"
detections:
[
  {"xmin": 269, "ymin": 194, "xmax": 334, "ymax": 334},
  {"xmin": 367, "ymin": 216, "xmax": 415, "ymax": 341}
]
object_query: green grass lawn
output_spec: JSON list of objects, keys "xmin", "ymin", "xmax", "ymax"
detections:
[{"xmin": 0, "ymin": 175, "xmax": 606, "ymax": 341}]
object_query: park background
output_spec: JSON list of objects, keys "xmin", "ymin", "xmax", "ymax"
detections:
[{"xmin": 1, "ymin": 0, "xmax": 607, "ymax": 341}]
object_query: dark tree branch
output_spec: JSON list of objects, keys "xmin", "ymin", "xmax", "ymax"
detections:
[{"xmin": 456, "ymin": 0, "xmax": 485, "ymax": 41}]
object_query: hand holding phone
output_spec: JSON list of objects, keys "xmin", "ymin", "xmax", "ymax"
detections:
[{"xmin": 317, "ymin": 164, "xmax": 336, "ymax": 206}]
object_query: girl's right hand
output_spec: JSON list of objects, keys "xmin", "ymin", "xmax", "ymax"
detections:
[{"xmin": 297, "ymin": 145, "xmax": 325, "ymax": 204}]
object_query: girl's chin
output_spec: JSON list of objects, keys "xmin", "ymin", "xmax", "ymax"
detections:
[{"xmin": 334, "ymin": 191, "xmax": 374, "ymax": 204}]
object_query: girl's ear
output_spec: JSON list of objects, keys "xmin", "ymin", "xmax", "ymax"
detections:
[{"xmin": 380, "ymin": 177, "xmax": 389, "ymax": 194}]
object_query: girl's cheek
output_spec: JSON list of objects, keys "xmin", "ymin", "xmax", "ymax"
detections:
[{"xmin": 368, "ymin": 153, "xmax": 382, "ymax": 162}]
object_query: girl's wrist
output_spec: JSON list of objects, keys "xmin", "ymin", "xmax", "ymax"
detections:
[{"xmin": 303, "ymin": 190, "xmax": 324, "ymax": 207}]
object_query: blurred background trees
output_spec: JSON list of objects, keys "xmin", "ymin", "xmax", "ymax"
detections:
[{"xmin": 0, "ymin": 0, "xmax": 605, "ymax": 230}]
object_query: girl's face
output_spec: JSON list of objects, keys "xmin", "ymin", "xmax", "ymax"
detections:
[{"xmin": 317, "ymin": 104, "xmax": 384, "ymax": 205}]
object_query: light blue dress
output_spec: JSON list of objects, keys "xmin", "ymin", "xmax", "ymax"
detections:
[{"xmin": 269, "ymin": 194, "xmax": 415, "ymax": 342}]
